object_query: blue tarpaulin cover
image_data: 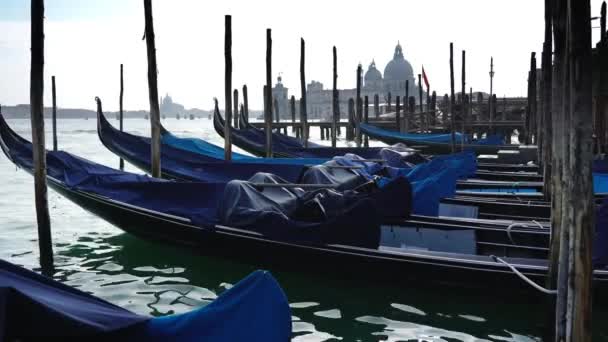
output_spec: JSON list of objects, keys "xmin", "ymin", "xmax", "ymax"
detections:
[
  {"xmin": 0, "ymin": 259, "xmax": 291, "ymax": 341},
  {"xmin": 2, "ymin": 115, "xmax": 387, "ymax": 246},
  {"xmin": 360, "ymin": 122, "xmax": 504, "ymax": 146}
]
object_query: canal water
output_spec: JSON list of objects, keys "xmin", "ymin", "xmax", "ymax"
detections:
[{"xmin": 0, "ymin": 117, "xmax": 606, "ymax": 341}]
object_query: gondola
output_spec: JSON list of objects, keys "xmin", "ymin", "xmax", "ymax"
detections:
[
  {"xmin": 95, "ymin": 106, "xmax": 555, "ymax": 220},
  {"xmin": 0, "ymin": 259, "xmax": 291, "ymax": 341},
  {"xmin": 359, "ymin": 121, "xmax": 537, "ymax": 158},
  {"xmin": 4, "ymin": 112, "xmax": 608, "ymax": 296},
  {"xmin": 218, "ymin": 106, "xmax": 548, "ymax": 182}
]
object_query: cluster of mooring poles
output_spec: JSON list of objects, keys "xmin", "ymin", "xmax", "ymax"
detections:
[
  {"xmin": 541, "ymin": 0, "xmax": 596, "ymax": 340},
  {"xmin": 25, "ymin": 0, "xmax": 601, "ymax": 338}
]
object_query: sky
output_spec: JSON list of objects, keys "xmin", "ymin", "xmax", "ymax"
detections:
[{"xmin": 0, "ymin": 0, "xmax": 605, "ymax": 111}]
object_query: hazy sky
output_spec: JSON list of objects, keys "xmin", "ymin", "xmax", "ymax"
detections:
[{"xmin": 0, "ymin": 0, "xmax": 605, "ymax": 111}]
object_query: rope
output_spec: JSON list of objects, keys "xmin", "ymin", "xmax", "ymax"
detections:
[
  {"xmin": 505, "ymin": 220, "xmax": 549, "ymax": 245},
  {"xmin": 490, "ymin": 255, "xmax": 557, "ymax": 295}
]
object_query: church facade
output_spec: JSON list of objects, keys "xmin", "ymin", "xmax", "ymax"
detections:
[{"xmin": 272, "ymin": 42, "xmax": 421, "ymax": 120}]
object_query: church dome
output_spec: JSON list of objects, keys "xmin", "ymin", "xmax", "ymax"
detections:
[
  {"xmin": 364, "ymin": 60, "xmax": 382, "ymax": 82},
  {"xmin": 383, "ymin": 42, "xmax": 414, "ymax": 81}
]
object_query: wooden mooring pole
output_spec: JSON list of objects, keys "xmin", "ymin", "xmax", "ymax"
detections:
[
  {"xmin": 243, "ymin": 84, "xmax": 249, "ymax": 124},
  {"xmin": 364, "ymin": 95, "xmax": 369, "ymax": 147},
  {"xmin": 355, "ymin": 64, "xmax": 362, "ymax": 147},
  {"xmin": 541, "ymin": 0, "xmax": 553, "ymax": 197},
  {"xmin": 545, "ymin": 0, "xmax": 595, "ymax": 340},
  {"xmin": 461, "ymin": 50, "xmax": 466, "ymax": 150},
  {"xmin": 558, "ymin": 0, "xmax": 594, "ymax": 340},
  {"xmin": 347, "ymin": 98, "xmax": 355, "ymax": 140},
  {"xmin": 374, "ymin": 94, "xmax": 379, "ymax": 119},
  {"xmin": 449, "ymin": 42, "xmax": 456, "ymax": 152},
  {"xmin": 31, "ymin": 0, "xmax": 53, "ymax": 273},
  {"xmin": 403, "ymin": 80, "xmax": 409, "ymax": 133},
  {"xmin": 143, "ymin": 0, "xmax": 161, "ymax": 177},
  {"xmin": 51, "ymin": 75, "xmax": 57, "ymax": 151},
  {"xmin": 265, "ymin": 28, "xmax": 273, "ymax": 157},
  {"xmin": 332, "ymin": 46, "xmax": 338, "ymax": 148},
  {"xmin": 233, "ymin": 89, "xmax": 239, "ymax": 129},
  {"xmin": 290, "ymin": 95, "xmax": 296, "ymax": 134},
  {"xmin": 300, "ymin": 38, "xmax": 308, "ymax": 146},
  {"xmin": 418, "ymin": 74, "xmax": 423, "ymax": 130},
  {"xmin": 119, "ymin": 64, "xmax": 124, "ymax": 170},
  {"xmin": 224, "ymin": 15, "xmax": 233, "ymax": 161},
  {"xmin": 396, "ymin": 96, "xmax": 401, "ymax": 133}
]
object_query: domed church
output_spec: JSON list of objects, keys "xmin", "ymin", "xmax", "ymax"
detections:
[
  {"xmin": 364, "ymin": 42, "xmax": 417, "ymax": 96},
  {"xmin": 271, "ymin": 42, "xmax": 422, "ymax": 120}
]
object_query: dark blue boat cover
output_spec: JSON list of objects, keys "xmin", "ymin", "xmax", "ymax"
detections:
[
  {"xmin": 360, "ymin": 123, "xmax": 466, "ymax": 143},
  {"xmin": 593, "ymin": 158, "xmax": 608, "ymax": 173},
  {"xmin": 594, "ymin": 198, "xmax": 608, "ymax": 267},
  {"xmin": 218, "ymin": 173, "xmax": 392, "ymax": 248},
  {"xmin": 0, "ymin": 259, "xmax": 291, "ymax": 341},
  {"xmin": 225, "ymin": 119, "xmax": 392, "ymax": 159},
  {"xmin": 360, "ymin": 122, "xmax": 505, "ymax": 146},
  {"xmin": 162, "ymin": 131, "xmax": 328, "ymax": 165},
  {"xmin": 4, "ymin": 115, "xmax": 389, "ymax": 246},
  {"xmin": 98, "ymin": 112, "xmax": 312, "ymax": 183}
]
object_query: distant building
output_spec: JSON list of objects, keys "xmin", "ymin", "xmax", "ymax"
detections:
[
  {"xmin": 160, "ymin": 93, "xmax": 185, "ymax": 116},
  {"xmin": 271, "ymin": 42, "xmax": 421, "ymax": 120}
]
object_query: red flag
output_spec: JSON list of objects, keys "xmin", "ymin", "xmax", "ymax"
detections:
[{"xmin": 422, "ymin": 66, "xmax": 430, "ymax": 90}]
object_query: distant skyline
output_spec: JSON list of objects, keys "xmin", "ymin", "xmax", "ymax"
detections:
[{"xmin": 0, "ymin": 0, "xmax": 605, "ymax": 111}]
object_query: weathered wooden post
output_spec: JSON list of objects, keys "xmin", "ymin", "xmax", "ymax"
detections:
[
  {"xmin": 395, "ymin": 96, "xmax": 401, "ymax": 132},
  {"xmin": 431, "ymin": 91, "xmax": 437, "ymax": 127},
  {"xmin": 387, "ymin": 92, "xmax": 392, "ymax": 113},
  {"xmin": 561, "ymin": 0, "xmax": 594, "ymax": 340},
  {"xmin": 300, "ymin": 38, "xmax": 308, "ymax": 146},
  {"xmin": 51, "ymin": 75, "xmax": 57, "ymax": 151},
  {"xmin": 273, "ymin": 97, "xmax": 280, "ymax": 124},
  {"xmin": 489, "ymin": 58, "xmax": 496, "ymax": 135},
  {"xmin": 408, "ymin": 96, "xmax": 415, "ymax": 132},
  {"xmin": 265, "ymin": 28, "xmax": 273, "ymax": 157},
  {"xmin": 364, "ymin": 95, "xmax": 369, "ymax": 147},
  {"xmin": 418, "ymin": 74, "xmax": 423, "ymax": 129},
  {"xmin": 355, "ymin": 64, "xmax": 362, "ymax": 147},
  {"xmin": 449, "ymin": 42, "xmax": 456, "ymax": 152},
  {"xmin": 290, "ymin": 95, "xmax": 296, "ymax": 134},
  {"xmin": 403, "ymin": 80, "xmax": 409, "ymax": 132},
  {"xmin": 547, "ymin": 0, "xmax": 566, "ymax": 316},
  {"xmin": 31, "ymin": 0, "xmax": 53, "ymax": 272},
  {"xmin": 442, "ymin": 94, "xmax": 449, "ymax": 125},
  {"xmin": 374, "ymin": 94, "xmax": 379, "ymax": 118},
  {"xmin": 233, "ymin": 89, "xmax": 239, "ymax": 129},
  {"xmin": 347, "ymin": 98, "xmax": 355, "ymax": 140},
  {"xmin": 332, "ymin": 46, "xmax": 338, "ymax": 147},
  {"xmin": 224, "ymin": 15, "xmax": 233, "ymax": 161},
  {"xmin": 243, "ymin": 84, "xmax": 249, "ymax": 124},
  {"xmin": 528, "ymin": 52, "xmax": 537, "ymax": 145},
  {"xmin": 461, "ymin": 50, "xmax": 466, "ymax": 143},
  {"xmin": 593, "ymin": 2, "xmax": 607, "ymax": 154},
  {"xmin": 119, "ymin": 64, "xmax": 124, "ymax": 170},
  {"xmin": 144, "ymin": 0, "xmax": 161, "ymax": 177}
]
